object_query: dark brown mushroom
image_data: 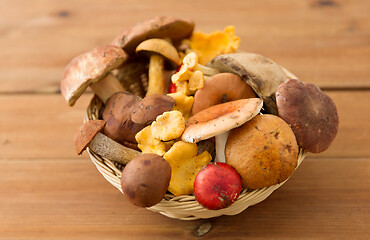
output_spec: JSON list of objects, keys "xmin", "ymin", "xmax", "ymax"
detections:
[
  {"xmin": 112, "ymin": 16, "xmax": 194, "ymax": 56},
  {"xmin": 102, "ymin": 92, "xmax": 145, "ymax": 146},
  {"xmin": 276, "ymin": 79, "xmax": 339, "ymax": 153},
  {"xmin": 61, "ymin": 45, "xmax": 127, "ymax": 106},
  {"xmin": 131, "ymin": 94, "xmax": 175, "ymax": 125},
  {"xmin": 74, "ymin": 120, "xmax": 140, "ymax": 164}
]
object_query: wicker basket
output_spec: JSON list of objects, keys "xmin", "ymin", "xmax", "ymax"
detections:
[{"xmin": 84, "ymin": 67, "xmax": 307, "ymax": 220}]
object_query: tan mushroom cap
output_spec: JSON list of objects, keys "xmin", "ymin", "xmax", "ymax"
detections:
[
  {"xmin": 136, "ymin": 38, "xmax": 180, "ymax": 66},
  {"xmin": 225, "ymin": 114, "xmax": 298, "ymax": 189},
  {"xmin": 112, "ymin": 16, "xmax": 194, "ymax": 55},
  {"xmin": 192, "ymin": 73, "xmax": 257, "ymax": 115},
  {"xmin": 61, "ymin": 45, "xmax": 127, "ymax": 106},
  {"xmin": 74, "ymin": 120, "xmax": 106, "ymax": 155},
  {"xmin": 207, "ymin": 53, "xmax": 288, "ymax": 115},
  {"xmin": 276, "ymin": 79, "xmax": 339, "ymax": 153},
  {"xmin": 181, "ymin": 98, "xmax": 263, "ymax": 143}
]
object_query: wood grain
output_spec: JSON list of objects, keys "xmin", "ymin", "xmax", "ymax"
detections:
[
  {"xmin": 0, "ymin": 0, "xmax": 369, "ymax": 93},
  {"xmin": 1, "ymin": 91, "xmax": 368, "ymax": 160},
  {"xmin": 0, "ymin": 157, "xmax": 368, "ymax": 239}
]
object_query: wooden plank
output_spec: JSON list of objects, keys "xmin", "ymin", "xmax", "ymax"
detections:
[
  {"xmin": 0, "ymin": 0, "xmax": 369, "ymax": 93},
  {"xmin": 0, "ymin": 157, "xmax": 369, "ymax": 239},
  {"xmin": 0, "ymin": 91, "xmax": 369, "ymax": 160}
]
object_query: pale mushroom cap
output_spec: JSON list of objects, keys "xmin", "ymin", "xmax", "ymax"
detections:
[
  {"xmin": 276, "ymin": 79, "xmax": 339, "ymax": 153},
  {"xmin": 61, "ymin": 45, "xmax": 127, "ymax": 106},
  {"xmin": 73, "ymin": 120, "xmax": 106, "ymax": 155},
  {"xmin": 112, "ymin": 16, "xmax": 194, "ymax": 55},
  {"xmin": 207, "ymin": 52, "xmax": 288, "ymax": 114},
  {"xmin": 181, "ymin": 98, "xmax": 263, "ymax": 143},
  {"xmin": 136, "ymin": 38, "xmax": 180, "ymax": 66}
]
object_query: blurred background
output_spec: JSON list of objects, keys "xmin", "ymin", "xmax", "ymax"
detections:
[{"xmin": 0, "ymin": 0, "xmax": 369, "ymax": 239}]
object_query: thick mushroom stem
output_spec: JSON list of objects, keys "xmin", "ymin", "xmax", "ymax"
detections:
[
  {"xmin": 89, "ymin": 73, "xmax": 125, "ymax": 103},
  {"xmin": 146, "ymin": 55, "xmax": 165, "ymax": 96},
  {"xmin": 89, "ymin": 132, "xmax": 140, "ymax": 165},
  {"xmin": 193, "ymin": 64, "xmax": 219, "ymax": 76},
  {"xmin": 215, "ymin": 131, "xmax": 229, "ymax": 163}
]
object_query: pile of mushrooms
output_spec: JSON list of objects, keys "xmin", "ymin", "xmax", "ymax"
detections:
[{"xmin": 62, "ymin": 16, "xmax": 339, "ymax": 210}]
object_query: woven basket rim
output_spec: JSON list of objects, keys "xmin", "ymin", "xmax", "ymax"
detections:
[{"xmin": 85, "ymin": 65, "xmax": 306, "ymax": 220}]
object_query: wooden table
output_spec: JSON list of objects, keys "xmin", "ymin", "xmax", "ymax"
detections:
[{"xmin": 1, "ymin": 0, "xmax": 369, "ymax": 239}]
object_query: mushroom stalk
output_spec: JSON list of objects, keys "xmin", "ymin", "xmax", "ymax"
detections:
[
  {"xmin": 89, "ymin": 73, "xmax": 125, "ymax": 103},
  {"xmin": 215, "ymin": 131, "xmax": 229, "ymax": 163},
  {"xmin": 146, "ymin": 55, "xmax": 165, "ymax": 96},
  {"xmin": 89, "ymin": 132, "xmax": 140, "ymax": 164}
]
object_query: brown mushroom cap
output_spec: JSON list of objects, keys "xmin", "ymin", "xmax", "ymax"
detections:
[
  {"xmin": 192, "ymin": 73, "xmax": 257, "ymax": 115},
  {"xmin": 131, "ymin": 94, "xmax": 175, "ymax": 125},
  {"xmin": 225, "ymin": 114, "xmax": 298, "ymax": 189},
  {"xmin": 102, "ymin": 92, "xmax": 145, "ymax": 145},
  {"xmin": 73, "ymin": 120, "xmax": 106, "ymax": 155},
  {"xmin": 207, "ymin": 53, "xmax": 288, "ymax": 115},
  {"xmin": 136, "ymin": 38, "xmax": 180, "ymax": 67},
  {"xmin": 61, "ymin": 45, "xmax": 127, "ymax": 106},
  {"xmin": 112, "ymin": 16, "xmax": 194, "ymax": 55},
  {"xmin": 181, "ymin": 98, "xmax": 263, "ymax": 143},
  {"xmin": 276, "ymin": 79, "xmax": 339, "ymax": 153}
]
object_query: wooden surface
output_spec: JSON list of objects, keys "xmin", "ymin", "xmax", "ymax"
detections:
[{"xmin": 0, "ymin": 0, "xmax": 369, "ymax": 239}]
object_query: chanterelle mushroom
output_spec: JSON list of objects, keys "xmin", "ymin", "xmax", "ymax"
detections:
[
  {"xmin": 112, "ymin": 16, "xmax": 194, "ymax": 56},
  {"xmin": 61, "ymin": 45, "xmax": 127, "ymax": 106},
  {"xmin": 276, "ymin": 79, "xmax": 339, "ymax": 153},
  {"xmin": 181, "ymin": 98, "xmax": 263, "ymax": 143},
  {"xmin": 207, "ymin": 52, "xmax": 289, "ymax": 115},
  {"xmin": 136, "ymin": 38, "xmax": 179, "ymax": 96},
  {"xmin": 74, "ymin": 120, "xmax": 140, "ymax": 164}
]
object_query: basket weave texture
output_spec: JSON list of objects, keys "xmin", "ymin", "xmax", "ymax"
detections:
[{"xmin": 85, "ymin": 68, "xmax": 306, "ymax": 220}]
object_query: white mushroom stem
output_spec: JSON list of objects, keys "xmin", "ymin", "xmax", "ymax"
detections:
[
  {"xmin": 146, "ymin": 55, "xmax": 165, "ymax": 96},
  {"xmin": 193, "ymin": 64, "xmax": 219, "ymax": 77},
  {"xmin": 90, "ymin": 73, "xmax": 125, "ymax": 103},
  {"xmin": 89, "ymin": 132, "xmax": 140, "ymax": 165},
  {"xmin": 215, "ymin": 131, "xmax": 229, "ymax": 163}
]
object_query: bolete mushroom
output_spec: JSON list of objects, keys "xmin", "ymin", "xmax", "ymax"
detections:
[
  {"xmin": 121, "ymin": 153, "xmax": 171, "ymax": 207},
  {"xmin": 112, "ymin": 16, "xmax": 194, "ymax": 56},
  {"xmin": 192, "ymin": 72, "xmax": 257, "ymax": 115},
  {"xmin": 61, "ymin": 45, "xmax": 127, "ymax": 106},
  {"xmin": 136, "ymin": 38, "xmax": 179, "ymax": 96},
  {"xmin": 74, "ymin": 120, "xmax": 140, "ymax": 164},
  {"xmin": 276, "ymin": 79, "xmax": 339, "ymax": 153},
  {"xmin": 131, "ymin": 94, "xmax": 175, "ymax": 125},
  {"xmin": 102, "ymin": 92, "xmax": 145, "ymax": 146},
  {"xmin": 181, "ymin": 98, "xmax": 263, "ymax": 144},
  {"xmin": 207, "ymin": 53, "xmax": 289, "ymax": 115},
  {"xmin": 225, "ymin": 114, "xmax": 299, "ymax": 189}
]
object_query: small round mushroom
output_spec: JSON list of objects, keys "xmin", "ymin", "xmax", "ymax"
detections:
[
  {"xmin": 74, "ymin": 120, "xmax": 140, "ymax": 164},
  {"xmin": 225, "ymin": 114, "xmax": 299, "ymax": 189},
  {"xmin": 207, "ymin": 53, "xmax": 289, "ymax": 115},
  {"xmin": 112, "ymin": 16, "xmax": 194, "ymax": 56},
  {"xmin": 61, "ymin": 45, "xmax": 127, "ymax": 106},
  {"xmin": 192, "ymin": 73, "xmax": 257, "ymax": 115},
  {"xmin": 136, "ymin": 38, "xmax": 179, "ymax": 96},
  {"xmin": 276, "ymin": 79, "xmax": 339, "ymax": 153},
  {"xmin": 181, "ymin": 98, "xmax": 263, "ymax": 143},
  {"xmin": 131, "ymin": 94, "xmax": 175, "ymax": 125},
  {"xmin": 121, "ymin": 153, "xmax": 171, "ymax": 207},
  {"xmin": 102, "ymin": 92, "xmax": 145, "ymax": 146}
]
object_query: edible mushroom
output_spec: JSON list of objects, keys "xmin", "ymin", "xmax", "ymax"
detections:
[
  {"xmin": 192, "ymin": 72, "xmax": 257, "ymax": 115},
  {"xmin": 181, "ymin": 98, "xmax": 263, "ymax": 144},
  {"xmin": 112, "ymin": 16, "xmax": 194, "ymax": 56},
  {"xmin": 74, "ymin": 120, "xmax": 140, "ymax": 164},
  {"xmin": 207, "ymin": 52, "xmax": 289, "ymax": 115},
  {"xmin": 61, "ymin": 45, "xmax": 127, "ymax": 106},
  {"xmin": 131, "ymin": 94, "xmax": 175, "ymax": 125},
  {"xmin": 136, "ymin": 38, "xmax": 179, "ymax": 96},
  {"xmin": 276, "ymin": 79, "xmax": 339, "ymax": 153},
  {"xmin": 102, "ymin": 92, "xmax": 145, "ymax": 146}
]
